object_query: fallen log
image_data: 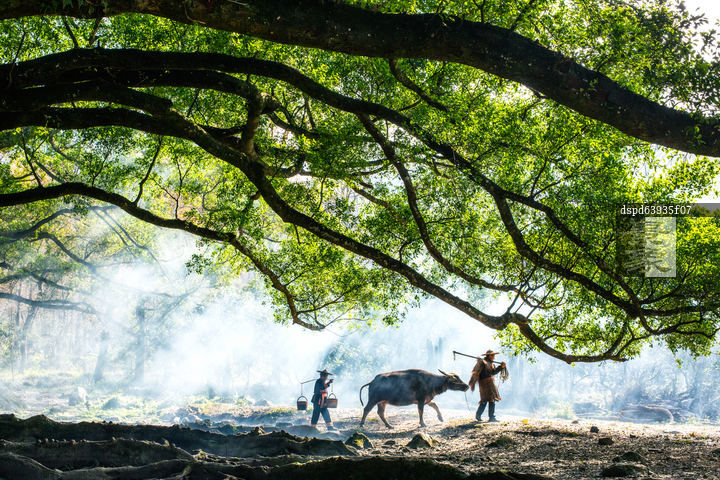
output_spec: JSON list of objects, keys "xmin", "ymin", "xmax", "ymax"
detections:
[
  {"xmin": 618, "ymin": 404, "xmax": 673, "ymax": 423},
  {"xmin": 0, "ymin": 415, "xmax": 355, "ymax": 458},
  {"xmin": 59, "ymin": 459, "xmax": 190, "ymax": 480},
  {"xmin": 0, "ymin": 454, "xmax": 556, "ymax": 480},
  {"xmin": 0, "ymin": 438, "xmax": 192, "ymax": 469},
  {"xmin": 0, "ymin": 452, "xmax": 61, "ymax": 480}
]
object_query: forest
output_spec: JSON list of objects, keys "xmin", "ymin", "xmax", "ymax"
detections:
[{"xmin": 1, "ymin": 0, "xmax": 720, "ymax": 478}]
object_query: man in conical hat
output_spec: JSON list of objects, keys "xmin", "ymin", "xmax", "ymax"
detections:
[
  {"xmin": 468, "ymin": 350, "xmax": 506, "ymax": 422},
  {"xmin": 311, "ymin": 369, "xmax": 336, "ymax": 431}
]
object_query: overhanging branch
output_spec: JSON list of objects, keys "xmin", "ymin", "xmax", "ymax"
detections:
[{"xmin": 1, "ymin": 0, "xmax": 717, "ymax": 155}]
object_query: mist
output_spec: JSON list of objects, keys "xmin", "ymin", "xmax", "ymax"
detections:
[{"xmin": 2, "ymin": 225, "xmax": 719, "ymax": 428}]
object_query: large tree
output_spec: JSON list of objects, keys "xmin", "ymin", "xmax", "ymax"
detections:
[{"xmin": 1, "ymin": 0, "xmax": 719, "ymax": 363}]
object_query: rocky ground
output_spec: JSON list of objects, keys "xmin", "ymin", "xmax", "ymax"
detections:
[
  {"xmin": 344, "ymin": 408, "xmax": 720, "ymax": 479},
  {"xmin": 2, "ymin": 404, "xmax": 720, "ymax": 479},
  {"xmin": 2, "ymin": 378, "xmax": 720, "ymax": 479}
]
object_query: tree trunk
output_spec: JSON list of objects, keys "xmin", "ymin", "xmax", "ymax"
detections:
[
  {"xmin": 220, "ymin": 357, "xmax": 233, "ymax": 397},
  {"xmin": 132, "ymin": 308, "xmax": 146, "ymax": 387},
  {"xmin": 93, "ymin": 330, "xmax": 110, "ymax": 383},
  {"xmin": 18, "ymin": 306, "xmax": 37, "ymax": 375},
  {"xmin": 425, "ymin": 339, "xmax": 433, "ymax": 370}
]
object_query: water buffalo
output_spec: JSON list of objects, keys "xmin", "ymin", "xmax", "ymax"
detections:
[{"xmin": 359, "ymin": 369, "xmax": 469, "ymax": 428}]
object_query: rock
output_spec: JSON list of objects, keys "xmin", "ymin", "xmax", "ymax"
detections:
[
  {"xmin": 612, "ymin": 451, "xmax": 644, "ymax": 463},
  {"xmin": 598, "ymin": 437, "xmax": 614, "ymax": 445},
  {"xmin": 590, "ymin": 425, "xmax": 600, "ymax": 433},
  {"xmin": 601, "ymin": 463, "xmax": 648, "ymax": 477},
  {"xmin": 345, "ymin": 432, "xmax": 373, "ymax": 450},
  {"xmin": 383, "ymin": 440, "xmax": 396, "ymax": 446},
  {"xmin": 255, "ymin": 398, "xmax": 272, "ymax": 406},
  {"xmin": 406, "ymin": 433, "xmax": 437, "ymax": 449},
  {"xmin": 487, "ymin": 435, "xmax": 515, "ymax": 448},
  {"xmin": 106, "ymin": 416, "xmax": 121, "ymax": 423},
  {"xmin": 68, "ymin": 387, "xmax": 87, "ymax": 406},
  {"xmin": 35, "ymin": 377, "xmax": 55, "ymax": 389},
  {"xmin": 102, "ymin": 397, "xmax": 122, "ymax": 410},
  {"xmin": 217, "ymin": 424, "xmax": 236, "ymax": 435},
  {"xmin": 285, "ymin": 425, "xmax": 320, "ymax": 437},
  {"xmin": 571, "ymin": 419, "xmax": 579, "ymax": 424}
]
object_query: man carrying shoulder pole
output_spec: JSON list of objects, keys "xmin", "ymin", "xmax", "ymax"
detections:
[
  {"xmin": 311, "ymin": 369, "xmax": 336, "ymax": 431},
  {"xmin": 468, "ymin": 350, "xmax": 506, "ymax": 422}
]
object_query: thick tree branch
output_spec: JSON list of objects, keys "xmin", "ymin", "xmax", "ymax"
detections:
[
  {"xmin": 0, "ymin": 292, "xmax": 96, "ymax": 314},
  {"xmin": 1, "ymin": 0, "xmax": 717, "ymax": 155},
  {"xmin": 516, "ymin": 323, "xmax": 628, "ymax": 363}
]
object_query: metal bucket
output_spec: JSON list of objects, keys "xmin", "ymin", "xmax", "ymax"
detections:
[
  {"xmin": 326, "ymin": 393, "xmax": 338, "ymax": 408},
  {"xmin": 297, "ymin": 395, "xmax": 308, "ymax": 410}
]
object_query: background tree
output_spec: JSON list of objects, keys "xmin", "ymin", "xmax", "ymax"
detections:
[
  {"xmin": 0, "ymin": 196, "xmax": 207, "ymax": 384},
  {"xmin": 0, "ymin": 0, "xmax": 719, "ymax": 364}
]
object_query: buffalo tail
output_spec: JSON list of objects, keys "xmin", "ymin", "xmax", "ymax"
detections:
[{"xmin": 359, "ymin": 382, "xmax": 371, "ymax": 406}]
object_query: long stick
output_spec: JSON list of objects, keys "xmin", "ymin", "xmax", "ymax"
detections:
[
  {"xmin": 299, "ymin": 378, "xmax": 315, "ymax": 397},
  {"xmin": 453, "ymin": 350, "xmax": 502, "ymax": 364}
]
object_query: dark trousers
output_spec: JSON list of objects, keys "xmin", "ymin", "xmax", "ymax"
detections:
[
  {"xmin": 475, "ymin": 401, "xmax": 496, "ymax": 420},
  {"xmin": 311, "ymin": 404, "xmax": 331, "ymax": 425}
]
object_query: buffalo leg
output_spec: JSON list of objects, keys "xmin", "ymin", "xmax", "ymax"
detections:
[
  {"xmin": 427, "ymin": 401, "xmax": 443, "ymax": 422},
  {"xmin": 359, "ymin": 401, "xmax": 378, "ymax": 427},
  {"xmin": 417, "ymin": 402, "xmax": 426, "ymax": 427},
  {"xmin": 377, "ymin": 402, "xmax": 393, "ymax": 429}
]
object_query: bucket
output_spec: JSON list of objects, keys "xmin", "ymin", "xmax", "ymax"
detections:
[
  {"xmin": 297, "ymin": 395, "xmax": 308, "ymax": 410},
  {"xmin": 326, "ymin": 393, "xmax": 338, "ymax": 408}
]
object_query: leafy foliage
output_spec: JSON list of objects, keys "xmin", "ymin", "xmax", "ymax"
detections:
[{"xmin": 0, "ymin": 0, "xmax": 719, "ymax": 363}]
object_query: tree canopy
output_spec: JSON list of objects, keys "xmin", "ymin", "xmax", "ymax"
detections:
[{"xmin": 1, "ymin": 0, "xmax": 719, "ymax": 363}]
